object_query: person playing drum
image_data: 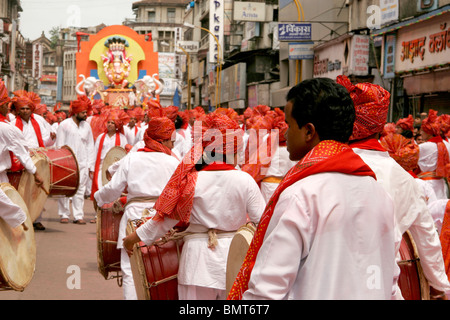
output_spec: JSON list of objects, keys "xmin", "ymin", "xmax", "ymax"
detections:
[
  {"xmin": 0, "ymin": 81, "xmax": 44, "ymax": 190},
  {"xmin": 123, "ymin": 113, "xmax": 266, "ymax": 300},
  {"xmin": 11, "ymin": 90, "xmax": 56, "ymax": 230},
  {"xmin": 90, "ymin": 108, "xmax": 129, "ymax": 205},
  {"xmin": 56, "ymin": 96, "xmax": 95, "ymax": 225},
  {"xmin": 228, "ymin": 78, "xmax": 398, "ymax": 300},
  {"xmin": 336, "ymin": 75, "xmax": 450, "ymax": 300},
  {"xmin": 94, "ymin": 116, "xmax": 180, "ymax": 300}
]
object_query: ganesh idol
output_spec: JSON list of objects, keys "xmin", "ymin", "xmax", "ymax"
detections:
[{"xmin": 102, "ymin": 36, "xmax": 133, "ymax": 89}]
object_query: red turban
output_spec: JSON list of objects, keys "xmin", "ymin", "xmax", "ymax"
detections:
[
  {"xmin": 396, "ymin": 115, "xmax": 414, "ymax": 132},
  {"xmin": 0, "ymin": 80, "xmax": 10, "ymax": 106},
  {"xmin": 105, "ymin": 108, "xmax": 130, "ymax": 135},
  {"xmin": 11, "ymin": 90, "xmax": 41, "ymax": 112},
  {"xmin": 142, "ymin": 117, "xmax": 175, "ymax": 156},
  {"xmin": 153, "ymin": 112, "xmax": 244, "ymax": 224},
  {"xmin": 34, "ymin": 104, "xmax": 47, "ymax": 116},
  {"xmin": 382, "ymin": 122, "xmax": 397, "ymax": 137},
  {"xmin": 336, "ymin": 75, "xmax": 391, "ymax": 141},
  {"xmin": 164, "ymin": 106, "xmax": 179, "ymax": 122},
  {"xmin": 380, "ymin": 133, "xmax": 419, "ymax": 172},
  {"xmin": 422, "ymin": 109, "xmax": 443, "ymax": 137},
  {"xmin": 70, "ymin": 95, "xmax": 92, "ymax": 116}
]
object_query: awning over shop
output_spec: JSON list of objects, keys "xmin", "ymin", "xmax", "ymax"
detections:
[{"xmin": 371, "ymin": 4, "xmax": 450, "ymax": 37}]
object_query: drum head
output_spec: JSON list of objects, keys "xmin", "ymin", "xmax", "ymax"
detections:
[
  {"xmin": 16, "ymin": 153, "xmax": 50, "ymax": 222},
  {"xmin": 0, "ymin": 183, "xmax": 36, "ymax": 291},
  {"xmin": 102, "ymin": 146, "xmax": 127, "ymax": 186},
  {"xmin": 226, "ymin": 224, "xmax": 256, "ymax": 294}
]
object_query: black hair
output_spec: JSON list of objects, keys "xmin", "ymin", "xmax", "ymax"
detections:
[
  {"xmin": 286, "ymin": 78, "xmax": 355, "ymax": 143},
  {"xmin": 174, "ymin": 115, "xmax": 184, "ymax": 129}
]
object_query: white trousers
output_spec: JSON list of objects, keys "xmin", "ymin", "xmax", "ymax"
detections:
[
  {"xmin": 121, "ymin": 248, "xmax": 138, "ymax": 300},
  {"xmin": 57, "ymin": 167, "xmax": 88, "ymax": 220},
  {"xmin": 178, "ymin": 284, "xmax": 227, "ymax": 300}
]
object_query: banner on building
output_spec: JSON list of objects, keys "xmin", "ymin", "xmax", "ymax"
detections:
[
  {"xmin": 32, "ymin": 42, "xmax": 43, "ymax": 79},
  {"xmin": 210, "ymin": 0, "xmax": 224, "ymax": 63},
  {"xmin": 289, "ymin": 42, "xmax": 314, "ymax": 60}
]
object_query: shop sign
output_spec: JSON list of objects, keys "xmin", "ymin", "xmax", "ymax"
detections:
[
  {"xmin": 396, "ymin": 16, "xmax": 450, "ymax": 73},
  {"xmin": 278, "ymin": 23, "xmax": 311, "ymax": 41}
]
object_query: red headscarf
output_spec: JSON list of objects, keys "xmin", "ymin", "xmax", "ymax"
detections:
[
  {"xmin": 70, "ymin": 95, "xmax": 93, "ymax": 116},
  {"xmin": 380, "ymin": 133, "xmax": 419, "ymax": 172},
  {"xmin": 11, "ymin": 90, "xmax": 41, "ymax": 112},
  {"xmin": 152, "ymin": 113, "xmax": 243, "ymax": 224},
  {"xmin": 336, "ymin": 75, "xmax": 391, "ymax": 141},
  {"xmin": 396, "ymin": 115, "xmax": 414, "ymax": 132},
  {"xmin": 422, "ymin": 109, "xmax": 443, "ymax": 137},
  {"xmin": 164, "ymin": 105, "xmax": 179, "ymax": 122},
  {"xmin": 141, "ymin": 117, "xmax": 175, "ymax": 155}
]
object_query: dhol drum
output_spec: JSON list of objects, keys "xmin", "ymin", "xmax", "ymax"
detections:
[
  {"xmin": 102, "ymin": 146, "xmax": 127, "ymax": 186},
  {"xmin": 127, "ymin": 218, "xmax": 184, "ymax": 300},
  {"xmin": 97, "ymin": 201, "xmax": 124, "ymax": 282},
  {"xmin": 33, "ymin": 146, "xmax": 80, "ymax": 197},
  {"xmin": 0, "ymin": 183, "xmax": 36, "ymax": 291},
  {"xmin": 7, "ymin": 151, "xmax": 50, "ymax": 222},
  {"xmin": 398, "ymin": 231, "xmax": 430, "ymax": 300},
  {"xmin": 226, "ymin": 223, "xmax": 256, "ymax": 294}
]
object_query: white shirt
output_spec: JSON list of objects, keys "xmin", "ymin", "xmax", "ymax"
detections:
[
  {"xmin": 15, "ymin": 114, "xmax": 55, "ymax": 149},
  {"xmin": 136, "ymin": 169, "xmax": 266, "ymax": 290},
  {"xmin": 353, "ymin": 147, "xmax": 450, "ymax": 295},
  {"xmin": 56, "ymin": 117, "xmax": 95, "ymax": 171},
  {"xmin": 243, "ymin": 172, "xmax": 397, "ymax": 300},
  {"xmin": 0, "ymin": 122, "xmax": 36, "ymax": 182},
  {"xmin": 124, "ymin": 124, "xmax": 139, "ymax": 146},
  {"xmin": 93, "ymin": 132, "xmax": 128, "ymax": 189},
  {"xmin": 0, "ymin": 186, "xmax": 27, "ymax": 228},
  {"xmin": 95, "ymin": 151, "xmax": 180, "ymax": 249},
  {"xmin": 260, "ymin": 145, "xmax": 297, "ymax": 203},
  {"xmin": 418, "ymin": 140, "xmax": 450, "ymax": 199}
]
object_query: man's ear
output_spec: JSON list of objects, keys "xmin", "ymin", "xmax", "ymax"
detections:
[{"xmin": 303, "ymin": 122, "xmax": 317, "ymax": 142}]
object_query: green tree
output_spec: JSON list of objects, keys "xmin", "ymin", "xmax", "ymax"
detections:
[{"xmin": 49, "ymin": 26, "xmax": 60, "ymax": 49}]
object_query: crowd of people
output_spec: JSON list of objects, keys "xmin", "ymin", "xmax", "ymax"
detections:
[{"xmin": 1, "ymin": 75, "xmax": 450, "ymax": 300}]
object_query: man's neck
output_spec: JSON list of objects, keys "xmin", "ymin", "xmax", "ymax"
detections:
[
  {"xmin": 107, "ymin": 131, "xmax": 116, "ymax": 137},
  {"xmin": 72, "ymin": 116, "xmax": 81, "ymax": 127}
]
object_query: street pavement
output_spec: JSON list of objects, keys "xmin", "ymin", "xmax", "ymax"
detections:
[{"xmin": 0, "ymin": 197, "xmax": 124, "ymax": 300}]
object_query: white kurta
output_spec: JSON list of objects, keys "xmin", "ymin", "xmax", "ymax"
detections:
[
  {"xmin": 243, "ymin": 172, "xmax": 397, "ymax": 300},
  {"xmin": 124, "ymin": 125, "xmax": 139, "ymax": 146},
  {"xmin": 15, "ymin": 114, "xmax": 55, "ymax": 149},
  {"xmin": 418, "ymin": 140, "xmax": 450, "ymax": 199},
  {"xmin": 0, "ymin": 122, "xmax": 37, "ymax": 182},
  {"xmin": 92, "ymin": 132, "xmax": 128, "ymax": 191},
  {"xmin": 94, "ymin": 151, "xmax": 180, "ymax": 249},
  {"xmin": 0, "ymin": 186, "xmax": 27, "ymax": 228},
  {"xmin": 353, "ymin": 148, "xmax": 450, "ymax": 296},
  {"xmin": 136, "ymin": 170, "xmax": 266, "ymax": 292},
  {"xmin": 56, "ymin": 117, "xmax": 95, "ymax": 220},
  {"xmin": 260, "ymin": 145, "xmax": 297, "ymax": 203}
]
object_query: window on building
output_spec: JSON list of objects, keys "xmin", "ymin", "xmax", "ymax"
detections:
[
  {"xmin": 167, "ymin": 8, "xmax": 176, "ymax": 23},
  {"xmin": 148, "ymin": 11, "xmax": 155, "ymax": 22}
]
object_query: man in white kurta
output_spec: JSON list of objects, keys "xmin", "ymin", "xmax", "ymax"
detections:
[
  {"xmin": 418, "ymin": 139, "xmax": 450, "ymax": 199},
  {"xmin": 91, "ymin": 125, "xmax": 128, "ymax": 197},
  {"xmin": 94, "ymin": 117, "xmax": 180, "ymax": 300},
  {"xmin": 131, "ymin": 168, "xmax": 266, "ymax": 300},
  {"xmin": 352, "ymin": 146, "xmax": 450, "ymax": 298},
  {"xmin": 0, "ymin": 122, "xmax": 38, "ymax": 183},
  {"xmin": 56, "ymin": 106, "xmax": 95, "ymax": 224}
]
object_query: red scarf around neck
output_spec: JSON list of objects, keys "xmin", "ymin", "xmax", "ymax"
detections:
[
  {"xmin": 348, "ymin": 138, "xmax": 386, "ymax": 152},
  {"xmin": 90, "ymin": 132, "xmax": 121, "ymax": 200},
  {"xmin": 15, "ymin": 114, "xmax": 45, "ymax": 148},
  {"xmin": 227, "ymin": 140, "xmax": 376, "ymax": 300}
]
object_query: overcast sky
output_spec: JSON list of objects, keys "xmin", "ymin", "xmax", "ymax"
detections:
[{"xmin": 19, "ymin": 0, "xmax": 136, "ymax": 41}]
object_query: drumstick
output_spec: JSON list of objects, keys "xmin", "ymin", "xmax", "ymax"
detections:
[{"xmin": 40, "ymin": 185, "xmax": 50, "ymax": 196}]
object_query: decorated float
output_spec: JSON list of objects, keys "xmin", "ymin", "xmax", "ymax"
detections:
[{"xmin": 76, "ymin": 25, "xmax": 164, "ymax": 109}]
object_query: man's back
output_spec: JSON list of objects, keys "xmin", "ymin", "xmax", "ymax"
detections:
[{"xmin": 244, "ymin": 171, "xmax": 397, "ymax": 300}]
